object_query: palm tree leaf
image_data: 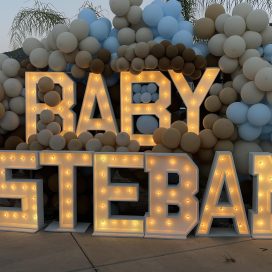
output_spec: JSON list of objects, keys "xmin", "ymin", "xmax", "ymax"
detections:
[{"xmin": 9, "ymin": 0, "xmax": 68, "ymax": 49}]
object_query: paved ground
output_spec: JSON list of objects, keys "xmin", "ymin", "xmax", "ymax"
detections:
[{"xmin": 0, "ymin": 230, "xmax": 272, "ymax": 272}]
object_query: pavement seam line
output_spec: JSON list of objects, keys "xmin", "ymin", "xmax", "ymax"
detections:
[
  {"xmin": 70, "ymin": 233, "xmax": 99, "ymax": 272},
  {"xmin": 95, "ymin": 238, "xmax": 253, "ymax": 268}
]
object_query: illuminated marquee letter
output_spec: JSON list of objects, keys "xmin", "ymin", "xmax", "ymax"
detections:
[
  {"xmin": 121, "ymin": 71, "xmax": 171, "ymax": 146},
  {"xmin": 25, "ymin": 72, "xmax": 76, "ymax": 141},
  {"xmin": 77, "ymin": 74, "xmax": 118, "ymax": 135},
  {"xmin": 93, "ymin": 153, "xmax": 144, "ymax": 237},
  {"xmin": 197, "ymin": 152, "xmax": 249, "ymax": 236},
  {"xmin": 169, "ymin": 68, "xmax": 220, "ymax": 134},
  {"xmin": 249, "ymin": 153, "xmax": 272, "ymax": 238},
  {"xmin": 0, "ymin": 152, "xmax": 43, "ymax": 232},
  {"xmin": 40, "ymin": 151, "xmax": 92, "ymax": 232},
  {"xmin": 145, "ymin": 154, "xmax": 198, "ymax": 239}
]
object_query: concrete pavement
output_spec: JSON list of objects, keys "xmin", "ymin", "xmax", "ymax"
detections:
[{"xmin": 0, "ymin": 231, "xmax": 271, "ymax": 272}]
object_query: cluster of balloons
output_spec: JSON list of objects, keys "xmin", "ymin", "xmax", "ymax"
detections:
[
  {"xmin": 203, "ymin": 2, "xmax": 272, "ymax": 174},
  {"xmin": 150, "ymin": 117, "xmax": 236, "ymax": 163},
  {"xmin": 204, "ymin": 82, "xmax": 238, "ymax": 115},
  {"xmin": 0, "ymin": 54, "xmax": 25, "ymax": 135},
  {"xmin": 112, "ymin": 40, "xmax": 207, "ymax": 78},
  {"xmin": 227, "ymin": 102, "xmax": 272, "ymax": 142}
]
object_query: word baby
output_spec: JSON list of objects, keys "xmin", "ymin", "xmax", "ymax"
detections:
[
  {"xmin": 0, "ymin": 151, "xmax": 271, "ymax": 239},
  {"xmin": 25, "ymin": 69, "xmax": 219, "ymax": 146}
]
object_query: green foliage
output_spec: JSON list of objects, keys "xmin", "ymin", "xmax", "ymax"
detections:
[
  {"xmin": 9, "ymin": 0, "xmax": 103, "ymax": 50},
  {"xmin": 9, "ymin": 0, "xmax": 67, "ymax": 49}
]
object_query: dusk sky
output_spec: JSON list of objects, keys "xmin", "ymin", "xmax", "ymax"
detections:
[{"xmin": 0, "ymin": 0, "xmax": 153, "ymax": 52}]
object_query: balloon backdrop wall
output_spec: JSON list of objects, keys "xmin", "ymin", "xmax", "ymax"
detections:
[{"xmin": 1, "ymin": 0, "xmax": 272, "ymax": 186}]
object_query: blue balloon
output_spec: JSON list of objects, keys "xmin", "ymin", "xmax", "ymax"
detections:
[
  {"xmin": 100, "ymin": 17, "xmax": 112, "ymax": 31},
  {"xmin": 163, "ymin": 0, "xmax": 182, "ymax": 18},
  {"xmin": 257, "ymin": 46, "xmax": 264, "ymax": 56},
  {"xmin": 103, "ymin": 37, "xmax": 119, "ymax": 53},
  {"xmin": 89, "ymin": 19, "xmax": 110, "ymax": 42},
  {"xmin": 133, "ymin": 84, "xmax": 142, "ymax": 93},
  {"xmin": 78, "ymin": 8, "xmax": 97, "ymax": 25},
  {"xmin": 247, "ymin": 103, "xmax": 271, "ymax": 127},
  {"xmin": 143, "ymin": 4, "xmax": 164, "ymax": 27},
  {"xmin": 179, "ymin": 21, "xmax": 193, "ymax": 33},
  {"xmin": 172, "ymin": 30, "xmax": 193, "ymax": 48},
  {"xmin": 193, "ymin": 42, "xmax": 209, "ymax": 56},
  {"xmin": 151, "ymin": 27, "xmax": 160, "ymax": 38},
  {"xmin": 238, "ymin": 123, "xmax": 262, "ymax": 141},
  {"xmin": 192, "ymin": 47, "xmax": 202, "ymax": 56},
  {"xmin": 226, "ymin": 102, "xmax": 248, "ymax": 125},
  {"xmin": 262, "ymin": 125, "xmax": 272, "ymax": 134},
  {"xmin": 158, "ymin": 16, "xmax": 178, "ymax": 39},
  {"xmin": 110, "ymin": 28, "xmax": 118, "ymax": 37},
  {"xmin": 264, "ymin": 44, "xmax": 272, "ymax": 56}
]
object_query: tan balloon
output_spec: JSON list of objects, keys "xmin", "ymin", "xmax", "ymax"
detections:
[
  {"xmin": 37, "ymin": 129, "xmax": 53, "ymax": 146},
  {"xmin": 203, "ymin": 113, "xmax": 220, "ymax": 129},
  {"xmin": 110, "ymin": 0, "xmax": 130, "ymax": 16},
  {"xmin": 180, "ymin": 132, "xmax": 201, "ymax": 154},
  {"xmin": 224, "ymin": 15, "xmax": 246, "ymax": 36},
  {"xmin": 215, "ymin": 14, "xmax": 230, "ymax": 33},
  {"xmin": 78, "ymin": 131, "xmax": 93, "ymax": 145},
  {"xmin": 118, "ymin": 28, "xmax": 136, "ymax": 45},
  {"xmin": 223, "ymin": 35, "xmax": 246, "ymax": 58},
  {"xmin": 79, "ymin": 37, "xmax": 101, "ymax": 54},
  {"xmin": 255, "ymin": 67, "xmax": 272, "ymax": 92},
  {"xmin": 171, "ymin": 121, "xmax": 188, "ymax": 136},
  {"xmin": 161, "ymin": 128, "xmax": 181, "ymax": 149},
  {"xmin": 116, "ymin": 132, "xmax": 130, "ymax": 146},
  {"xmin": 219, "ymin": 87, "xmax": 238, "ymax": 105},
  {"xmin": 214, "ymin": 140, "xmax": 234, "ymax": 152},
  {"xmin": 75, "ymin": 51, "xmax": 92, "ymax": 69},
  {"xmin": 241, "ymin": 81, "xmax": 264, "ymax": 104},
  {"xmin": 208, "ymin": 33, "xmax": 227, "ymax": 57},
  {"xmin": 218, "ymin": 55, "xmax": 238, "ymax": 74},
  {"xmin": 30, "ymin": 48, "xmax": 49, "ymax": 68},
  {"xmin": 40, "ymin": 109, "xmax": 54, "ymax": 124},
  {"xmin": 46, "ymin": 122, "xmax": 61, "ymax": 135},
  {"xmin": 3, "ymin": 78, "xmax": 22, "ymax": 98},
  {"xmin": 232, "ymin": 2, "xmax": 253, "ymax": 18},
  {"xmin": 243, "ymin": 57, "xmax": 268, "ymax": 80},
  {"xmin": 152, "ymin": 144, "xmax": 171, "ymax": 153},
  {"xmin": 194, "ymin": 18, "xmax": 215, "ymax": 39},
  {"xmin": 48, "ymin": 51, "xmax": 67, "ymax": 72},
  {"xmin": 199, "ymin": 129, "xmax": 217, "ymax": 149},
  {"xmin": 49, "ymin": 135, "xmax": 66, "ymax": 150},
  {"xmin": 204, "ymin": 95, "xmax": 222, "ymax": 112},
  {"xmin": 246, "ymin": 9, "xmax": 269, "ymax": 32},
  {"xmin": 38, "ymin": 77, "xmax": 54, "ymax": 93},
  {"xmin": 0, "ymin": 111, "xmax": 19, "ymax": 131},
  {"xmin": 128, "ymin": 140, "xmax": 140, "ymax": 152},
  {"xmin": 242, "ymin": 31, "xmax": 262, "ymax": 49},
  {"xmin": 44, "ymin": 91, "xmax": 61, "ymax": 107},
  {"xmin": 212, "ymin": 118, "xmax": 234, "ymax": 139},
  {"xmin": 69, "ymin": 19, "xmax": 89, "ymax": 41},
  {"xmin": 205, "ymin": 3, "xmax": 225, "ymax": 21},
  {"xmin": 86, "ymin": 138, "xmax": 102, "ymax": 151},
  {"xmin": 239, "ymin": 49, "xmax": 260, "ymax": 66},
  {"xmin": 113, "ymin": 16, "xmax": 129, "ymax": 30},
  {"xmin": 135, "ymin": 27, "xmax": 153, "ymax": 43},
  {"xmin": 101, "ymin": 131, "xmax": 116, "ymax": 146},
  {"xmin": 153, "ymin": 127, "xmax": 167, "ymax": 144},
  {"xmin": 68, "ymin": 139, "xmax": 82, "ymax": 151}
]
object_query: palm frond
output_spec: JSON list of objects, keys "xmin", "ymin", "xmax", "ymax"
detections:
[{"xmin": 9, "ymin": 0, "xmax": 68, "ymax": 50}]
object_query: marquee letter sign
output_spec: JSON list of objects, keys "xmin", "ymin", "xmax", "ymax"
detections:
[
  {"xmin": 197, "ymin": 152, "xmax": 249, "ymax": 236},
  {"xmin": 25, "ymin": 72, "xmax": 76, "ymax": 141},
  {"xmin": 145, "ymin": 154, "xmax": 198, "ymax": 239},
  {"xmin": 249, "ymin": 153, "xmax": 272, "ymax": 238},
  {"xmin": 40, "ymin": 151, "xmax": 92, "ymax": 232},
  {"xmin": 0, "ymin": 151, "xmax": 43, "ymax": 232}
]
